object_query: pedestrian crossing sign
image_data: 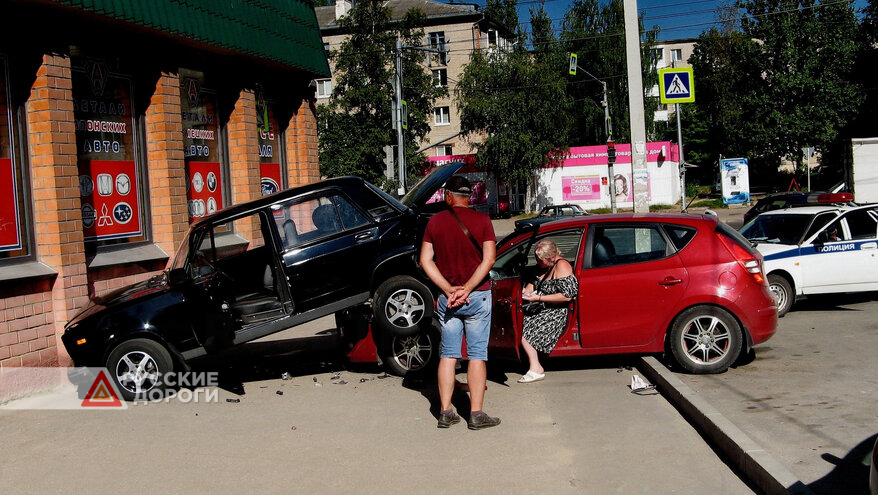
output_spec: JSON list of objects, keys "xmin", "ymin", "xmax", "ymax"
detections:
[{"xmin": 658, "ymin": 67, "xmax": 695, "ymax": 104}]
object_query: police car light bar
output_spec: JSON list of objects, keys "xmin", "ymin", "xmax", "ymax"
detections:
[{"xmin": 787, "ymin": 192, "xmax": 853, "ymax": 205}]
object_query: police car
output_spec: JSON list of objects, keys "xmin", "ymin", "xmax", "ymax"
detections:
[{"xmin": 739, "ymin": 194, "xmax": 878, "ymax": 317}]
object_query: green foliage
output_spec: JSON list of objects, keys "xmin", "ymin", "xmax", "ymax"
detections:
[
  {"xmin": 681, "ymin": 1, "xmax": 862, "ymax": 186},
  {"xmin": 561, "ymin": 0, "xmax": 659, "ymax": 145},
  {"xmin": 455, "ymin": 6, "xmax": 574, "ymax": 182},
  {"xmin": 318, "ymin": 0, "xmax": 445, "ymax": 187}
]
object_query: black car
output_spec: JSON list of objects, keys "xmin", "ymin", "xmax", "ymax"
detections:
[
  {"xmin": 514, "ymin": 204, "xmax": 588, "ymax": 230},
  {"xmin": 62, "ymin": 163, "xmax": 463, "ymax": 399}
]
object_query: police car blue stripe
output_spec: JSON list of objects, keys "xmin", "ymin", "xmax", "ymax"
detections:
[{"xmin": 763, "ymin": 241, "xmax": 869, "ymax": 261}]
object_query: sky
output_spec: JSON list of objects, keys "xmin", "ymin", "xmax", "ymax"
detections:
[{"xmin": 472, "ymin": 0, "xmax": 871, "ymax": 41}]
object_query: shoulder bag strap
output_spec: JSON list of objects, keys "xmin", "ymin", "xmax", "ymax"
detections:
[{"xmin": 448, "ymin": 208, "xmax": 483, "ymax": 256}]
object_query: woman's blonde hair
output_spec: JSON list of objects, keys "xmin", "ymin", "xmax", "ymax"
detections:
[{"xmin": 534, "ymin": 239, "xmax": 561, "ymax": 261}]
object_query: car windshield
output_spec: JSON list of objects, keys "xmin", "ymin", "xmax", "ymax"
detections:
[
  {"xmin": 170, "ymin": 225, "xmax": 196, "ymax": 271},
  {"xmin": 740, "ymin": 213, "xmax": 815, "ymax": 244}
]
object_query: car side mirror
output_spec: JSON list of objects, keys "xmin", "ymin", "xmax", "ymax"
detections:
[{"xmin": 167, "ymin": 268, "xmax": 187, "ymax": 286}]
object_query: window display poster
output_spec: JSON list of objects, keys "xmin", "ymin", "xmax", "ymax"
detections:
[
  {"xmin": 258, "ymin": 100, "xmax": 282, "ymax": 197},
  {"xmin": 180, "ymin": 72, "xmax": 223, "ymax": 221},
  {"xmin": 187, "ymin": 162, "xmax": 223, "ymax": 220},
  {"xmin": 562, "ymin": 176, "xmax": 601, "ymax": 201},
  {"xmin": 261, "ymin": 163, "xmax": 282, "ymax": 197},
  {"xmin": 79, "ymin": 160, "xmax": 141, "ymax": 240},
  {"xmin": 71, "ymin": 62, "xmax": 141, "ymax": 240},
  {"xmin": 0, "ymin": 158, "xmax": 21, "ymax": 250}
]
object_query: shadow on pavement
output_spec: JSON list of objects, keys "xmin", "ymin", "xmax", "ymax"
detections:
[
  {"xmin": 186, "ymin": 334, "xmax": 385, "ymax": 396},
  {"xmin": 808, "ymin": 433, "xmax": 877, "ymax": 495}
]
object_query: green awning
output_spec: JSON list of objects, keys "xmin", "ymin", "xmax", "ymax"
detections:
[{"xmin": 54, "ymin": 0, "xmax": 330, "ymax": 78}]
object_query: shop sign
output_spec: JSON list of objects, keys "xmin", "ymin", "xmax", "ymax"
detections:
[
  {"xmin": 72, "ymin": 61, "xmax": 142, "ymax": 240},
  {"xmin": 180, "ymin": 73, "xmax": 223, "ymax": 221}
]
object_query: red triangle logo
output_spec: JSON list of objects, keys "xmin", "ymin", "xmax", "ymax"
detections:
[{"xmin": 81, "ymin": 370, "xmax": 123, "ymax": 407}]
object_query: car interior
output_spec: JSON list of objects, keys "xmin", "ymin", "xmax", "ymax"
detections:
[{"xmin": 193, "ymin": 213, "xmax": 288, "ymax": 328}]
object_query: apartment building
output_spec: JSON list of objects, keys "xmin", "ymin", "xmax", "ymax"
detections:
[{"xmin": 316, "ymin": 0, "xmax": 513, "ymax": 157}]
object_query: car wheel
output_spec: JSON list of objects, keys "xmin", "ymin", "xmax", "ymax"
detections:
[
  {"xmin": 669, "ymin": 306, "xmax": 743, "ymax": 374},
  {"xmin": 768, "ymin": 274, "xmax": 793, "ymax": 318},
  {"xmin": 106, "ymin": 338, "xmax": 174, "ymax": 401},
  {"xmin": 380, "ymin": 319, "xmax": 440, "ymax": 377},
  {"xmin": 373, "ymin": 276, "xmax": 434, "ymax": 337}
]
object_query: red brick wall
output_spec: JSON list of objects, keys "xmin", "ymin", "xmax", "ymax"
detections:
[
  {"xmin": 287, "ymin": 97, "xmax": 320, "ymax": 187},
  {"xmin": 146, "ymin": 72, "xmax": 189, "ymax": 259},
  {"xmin": 1, "ymin": 58, "xmax": 322, "ymax": 369},
  {"xmin": 17, "ymin": 54, "xmax": 88, "ymax": 367}
]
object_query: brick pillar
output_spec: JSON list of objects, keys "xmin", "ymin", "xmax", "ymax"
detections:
[
  {"xmin": 145, "ymin": 72, "xmax": 188, "ymax": 261},
  {"xmin": 227, "ymin": 89, "xmax": 261, "ymax": 242},
  {"xmin": 27, "ymin": 54, "xmax": 88, "ymax": 366},
  {"xmin": 287, "ymin": 96, "xmax": 320, "ymax": 187}
]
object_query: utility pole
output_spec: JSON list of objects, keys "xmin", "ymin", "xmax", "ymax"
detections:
[
  {"xmin": 393, "ymin": 39, "xmax": 440, "ymax": 196},
  {"xmin": 623, "ymin": 0, "xmax": 650, "ymax": 214}
]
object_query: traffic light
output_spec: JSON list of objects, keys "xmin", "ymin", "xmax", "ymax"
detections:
[{"xmin": 607, "ymin": 140, "xmax": 616, "ymax": 163}]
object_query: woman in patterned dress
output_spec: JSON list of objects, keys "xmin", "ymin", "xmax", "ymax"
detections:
[{"xmin": 518, "ymin": 239, "xmax": 579, "ymax": 383}]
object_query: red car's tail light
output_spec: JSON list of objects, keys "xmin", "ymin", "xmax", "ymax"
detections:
[{"xmin": 717, "ymin": 233, "xmax": 766, "ymax": 285}]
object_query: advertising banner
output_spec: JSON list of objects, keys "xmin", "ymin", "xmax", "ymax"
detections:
[
  {"xmin": 79, "ymin": 160, "xmax": 140, "ymax": 239},
  {"xmin": 180, "ymin": 72, "xmax": 223, "ymax": 221},
  {"xmin": 72, "ymin": 61, "xmax": 142, "ymax": 240},
  {"xmin": 720, "ymin": 158, "xmax": 750, "ymax": 204},
  {"xmin": 562, "ymin": 176, "xmax": 602, "ymax": 201}
]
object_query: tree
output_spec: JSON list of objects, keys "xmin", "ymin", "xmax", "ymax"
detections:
[
  {"xmin": 682, "ymin": 27, "xmax": 764, "ymax": 183},
  {"xmin": 455, "ymin": 6, "xmax": 574, "ymax": 184},
  {"xmin": 317, "ymin": 0, "xmax": 446, "ymax": 188},
  {"xmin": 561, "ymin": 0, "xmax": 659, "ymax": 146},
  {"xmin": 736, "ymin": 0, "xmax": 861, "ymax": 173}
]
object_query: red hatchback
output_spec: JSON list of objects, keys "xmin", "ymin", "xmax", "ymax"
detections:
[{"xmin": 485, "ymin": 213, "xmax": 778, "ymax": 373}]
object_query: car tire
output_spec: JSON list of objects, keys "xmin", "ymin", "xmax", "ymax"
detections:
[
  {"xmin": 768, "ymin": 274, "xmax": 793, "ymax": 318},
  {"xmin": 668, "ymin": 306, "xmax": 743, "ymax": 374},
  {"xmin": 106, "ymin": 338, "xmax": 174, "ymax": 401},
  {"xmin": 373, "ymin": 275, "xmax": 434, "ymax": 337},
  {"xmin": 379, "ymin": 319, "xmax": 440, "ymax": 377}
]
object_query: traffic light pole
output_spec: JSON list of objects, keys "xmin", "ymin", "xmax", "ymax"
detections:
[
  {"xmin": 569, "ymin": 59, "xmax": 615, "ymax": 212},
  {"xmin": 394, "ymin": 39, "xmax": 405, "ymax": 196}
]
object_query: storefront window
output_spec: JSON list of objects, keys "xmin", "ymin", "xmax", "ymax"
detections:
[
  {"xmin": 257, "ymin": 97, "xmax": 285, "ymax": 197},
  {"xmin": 180, "ymin": 71, "xmax": 226, "ymax": 222},
  {"xmin": 0, "ymin": 56, "xmax": 28, "ymax": 259},
  {"xmin": 72, "ymin": 59, "xmax": 145, "ymax": 245}
]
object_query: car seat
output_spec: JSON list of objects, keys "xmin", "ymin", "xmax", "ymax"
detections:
[
  {"xmin": 593, "ymin": 236, "xmax": 616, "ymax": 267},
  {"xmin": 282, "ymin": 219, "xmax": 298, "ymax": 247},
  {"xmin": 230, "ymin": 264, "xmax": 284, "ymax": 325},
  {"xmin": 312, "ymin": 204, "xmax": 341, "ymax": 234}
]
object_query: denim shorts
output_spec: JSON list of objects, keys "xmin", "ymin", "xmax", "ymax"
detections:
[{"xmin": 437, "ymin": 289, "xmax": 492, "ymax": 361}]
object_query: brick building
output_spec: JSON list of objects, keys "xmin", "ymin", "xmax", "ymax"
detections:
[{"xmin": 0, "ymin": 0, "xmax": 329, "ymax": 367}]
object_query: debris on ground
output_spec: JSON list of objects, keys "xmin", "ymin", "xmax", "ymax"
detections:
[
  {"xmin": 334, "ymin": 380, "xmax": 347, "ymax": 385},
  {"xmin": 226, "ymin": 398, "xmax": 241, "ymax": 403},
  {"xmin": 276, "ymin": 391, "xmax": 284, "ymax": 396},
  {"xmin": 281, "ymin": 372, "xmax": 291, "ymax": 380}
]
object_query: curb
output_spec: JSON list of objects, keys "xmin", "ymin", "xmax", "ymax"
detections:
[{"xmin": 638, "ymin": 356, "xmax": 816, "ymax": 495}]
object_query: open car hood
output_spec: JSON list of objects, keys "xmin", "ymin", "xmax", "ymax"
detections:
[{"xmin": 401, "ymin": 162, "xmax": 465, "ymax": 209}]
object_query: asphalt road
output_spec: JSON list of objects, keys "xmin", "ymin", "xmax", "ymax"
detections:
[
  {"xmin": 677, "ymin": 293, "xmax": 878, "ymax": 495},
  {"xmin": 0, "ymin": 336, "xmax": 755, "ymax": 494}
]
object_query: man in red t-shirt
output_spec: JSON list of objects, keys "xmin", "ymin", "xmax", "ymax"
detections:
[{"xmin": 420, "ymin": 175, "xmax": 499, "ymax": 430}]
